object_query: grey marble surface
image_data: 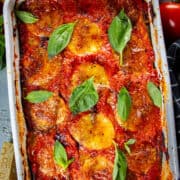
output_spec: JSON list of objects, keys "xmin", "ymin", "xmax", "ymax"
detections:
[{"xmin": 0, "ymin": 67, "xmax": 12, "ymax": 150}]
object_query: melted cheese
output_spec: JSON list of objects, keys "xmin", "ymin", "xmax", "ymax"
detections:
[
  {"xmin": 29, "ymin": 94, "xmax": 59, "ymax": 131},
  {"xmin": 28, "ymin": 51, "xmax": 61, "ymax": 87},
  {"xmin": 57, "ymin": 98, "xmax": 69, "ymax": 125},
  {"xmin": 80, "ymin": 154, "xmax": 113, "ymax": 179},
  {"xmin": 127, "ymin": 144, "xmax": 157, "ymax": 174},
  {"xmin": 115, "ymin": 87, "xmax": 152, "ymax": 131},
  {"xmin": 36, "ymin": 140, "xmax": 67, "ymax": 178},
  {"xmin": 26, "ymin": 10, "xmax": 63, "ymax": 37},
  {"xmin": 71, "ymin": 63, "xmax": 109, "ymax": 93},
  {"xmin": 68, "ymin": 19, "xmax": 103, "ymax": 55},
  {"xmin": 70, "ymin": 113, "xmax": 115, "ymax": 150},
  {"xmin": 115, "ymin": 108, "xmax": 143, "ymax": 131},
  {"xmin": 37, "ymin": 147, "xmax": 63, "ymax": 177}
]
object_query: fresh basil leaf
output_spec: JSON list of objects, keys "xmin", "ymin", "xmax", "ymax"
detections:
[
  {"xmin": 0, "ymin": 15, "xmax": 3, "ymax": 26},
  {"xmin": 113, "ymin": 143, "xmax": 127, "ymax": 180},
  {"xmin": 24, "ymin": 90, "xmax": 53, "ymax": 103},
  {"xmin": 124, "ymin": 139, "xmax": 136, "ymax": 154},
  {"xmin": 54, "ymin": 140, "xmax": 68, "ymax": 167},
  {"xmin": 48, "ymin": 23, "xmax": 75, "ymax": 58},
  {"xmin": 147, "ymin": 81, "xmax": 162, "ymax": 108},
  {"xmin": 0, "ymin": 15, "xmax": 5, "ymax": 70},
  {"xmin": 117, "ymin": 87, "xmax": 131, "ymax": 121},
  {"xmin": 125, "ymin": 138, "xmax": 136, "ymax": 145},
  {"xmin": 65, "ymin": 158, "xmax": 75, "ymax": 169},
  {"xmin": 69, "ymin": 77, "xmax": 99, "ymax": 114},
  {"xmin": 0, "ymin": 34, "xmax": 5, "ymax": 70},
  {"xmin": 108, "ymin": 9, "xmax": 132, "ymax": 65},
  {"xmin": 0, "ymin": 26, "xmax": 2, "ymax": 33},
  {"xmin": 54, "ymin": 140, "xmax": 74, "ymax": 169},
  {"xmin": 0, "ymin": 34, "xmax": 5, "ymax": 47},
  {"xmin": 15, "ymin": 11, "xmax": 38, "ymax": 24},
  {"xmin": 0, "ymin": 48, "xmax": 5, "ymax": 70}
]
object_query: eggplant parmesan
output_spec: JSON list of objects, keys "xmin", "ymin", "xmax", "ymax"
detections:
[{"xmin": 17, "ymin": 0, "xmax": 171, "ymax": 179}]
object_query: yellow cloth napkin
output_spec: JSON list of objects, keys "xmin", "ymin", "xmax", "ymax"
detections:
[{"xmin": 0, "ymin": 142, "xmax": 17, "ymax": 180}]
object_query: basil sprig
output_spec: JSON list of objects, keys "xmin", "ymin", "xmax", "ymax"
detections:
[
  {"xmin": 69, "ymin": 77, "xmax": 99, "ymax": 114},
  {"xmin": 15, "ymin": 11, "xmax": 38, "ymax": 24},
  {"xmin": 0, "ymin": 15, "xmax": 5, "ymax": 70},
  {"xmin": 117, "ymin": 87, "xmax": 132, "ymax": 121},
  {"xmin": 113, "ymin": 143, "xmax": 127, "ymax": 180},
  {"xmin": 48, "ymin": 23, "xmax": 75, "ymax": 58},
  {"xmin": 54, "ymin": 140, "xmax": 74, "ymax": 169},
  {"xmin": 108, "ymin": 9, "xmax": 132, "ymax": 65},
  {"xmin": 124, "ymin": 139, "xmax": 136, "ymax": 154},
  {"xmin": 0, "ymin": 15, "xmax": 3, "ymax": 26},
  {"xmin": 24, "ymin": 90, "xmax": 53, "ymax": 103},
  {"xmin": 147, "ymin": 81, "xmax": 162, "ymax": 108}
]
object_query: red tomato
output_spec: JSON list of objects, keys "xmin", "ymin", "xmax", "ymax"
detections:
[{"xmin": 160, "ymin": 2, "xmax": 180, "ymax": 42}]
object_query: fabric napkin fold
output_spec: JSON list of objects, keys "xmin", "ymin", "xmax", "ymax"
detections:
[{"xmin": 167, "ymin": 39, "xmax": 180, "ymax": 159}]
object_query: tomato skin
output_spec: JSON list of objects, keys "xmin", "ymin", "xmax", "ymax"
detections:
[{"xmin": 160, "ymin": 2, "xmax": 180, "ymax": 42}]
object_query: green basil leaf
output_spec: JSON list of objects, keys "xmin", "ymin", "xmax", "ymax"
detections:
[
  {"xmin": 147, "ymin": 81, "xmax": 162, "ymax": 108},
  {"xmin": 0, "ymin": 15, "xmax": 5, "ymax": 70},
  {"xmin": 54, "ymin": 140, "xmax": 74, "ymax": 169},
  {"xmin": 69, "ymin": 77, "xmax": 99, "ymax": 114},
  {"xmin": 65, "ymin": 158, "xmax": 75, "ymax": 169},
  {"xmin": 108, "ymin": 9, "xmax": 132, "ymax": 65},
  {"xmin": 54, "ymin": 140, "xmax": 68, "ymax": 167},
  {"xmin": 0, "ymin": 34, "xmax": 5, "ymax": 47},
  {"xmin": 0, "ymin": 26, "xmax": 3, "ymax": 33},
  {"xmin": 125, "ymin": 138, "xmax": 136, "ymax": 145},
  {"xmin": 0, "ymin": 45, "xmax": 5, "ymax": 70},
  {"xmin": 124, "ymin": 144, "xmax": 130, "ymax": 155},
  {"xmin": 15, "ymin": 11, "xmax": 38, "ymax": 24},
  {"xmin": 24, "ymin": 90, "xmax": 53, "ymax": 103},
  {"xmin": 124, "ymin": 139, "xmax": 136, "ymax": 154},
  {"xmin": 113, "ymin": 143, "xmax": 127, "ymax": 180},
  {"xmin": 48, "ymin": 23, "xmax": 75, "ymax": 58},
  {"xmin": 117, "ymin": 87, "xmax": 131, "ymax": 121},
  {"xmin": 0, "ymin": 34, "xmax": 5, "ymax": 70},
  {"xmin": 0, "ymin": 15, "xmax": 3, "ymax": 26}
]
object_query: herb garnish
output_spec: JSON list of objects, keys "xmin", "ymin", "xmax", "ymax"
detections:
[
  {"xmin": 48, "ymin": 23, "xmax": 75, "ymax": 58},
  {"xmin": 16, "ymin": 11, "xmax": 38, "ymax": 24},
  {"xmin": 108, "ymin": 9, "xmax": 132, "ymax": 65},
  {"xmin": 0, "ymin": 15, "xmax": 5, "ymax": 70},
  {"xmin": 54, "ymin": 140, "xmax": 74, "ymax": 169},
  {"xmin": 147, "ymin": 81, "xmax": 162, "ymax": 108},
  {"xmin": 69, "ymin": 77, "xmax": 99, "ymax": 114},
  {"xmin": 113, "ymin": 143, "xmax": 127, "ymax": 180},
  {"xmin": 24, "ymin": 90, "xmax": 53, "ymax": 103},
  {"xmin": 117, "ymin": 87, "xmax": 132, "ymax": 121},
  {"xmin": 124, "ymin": 139, "xmax": 136, "ymax": 154}
]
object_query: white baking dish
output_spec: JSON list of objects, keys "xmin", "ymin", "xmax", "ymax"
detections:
[{"xmin": 3, "ymin": 0, "xmax": 179, "ymax": 179}]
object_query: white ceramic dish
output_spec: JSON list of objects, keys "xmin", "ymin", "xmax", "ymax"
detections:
[{"xmin": 3, "ymin": 0, "xmax": 179, "ymax": 179}]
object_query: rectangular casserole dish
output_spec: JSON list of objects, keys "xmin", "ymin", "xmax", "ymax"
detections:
[{"xmin": 3, "ymin": 0, "xmax": 179, "ymax": 179}]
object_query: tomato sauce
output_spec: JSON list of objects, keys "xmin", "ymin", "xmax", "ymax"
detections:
[{"xmin": 18, "ymin": 0, "xmax": 165, "ymax": 179}]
